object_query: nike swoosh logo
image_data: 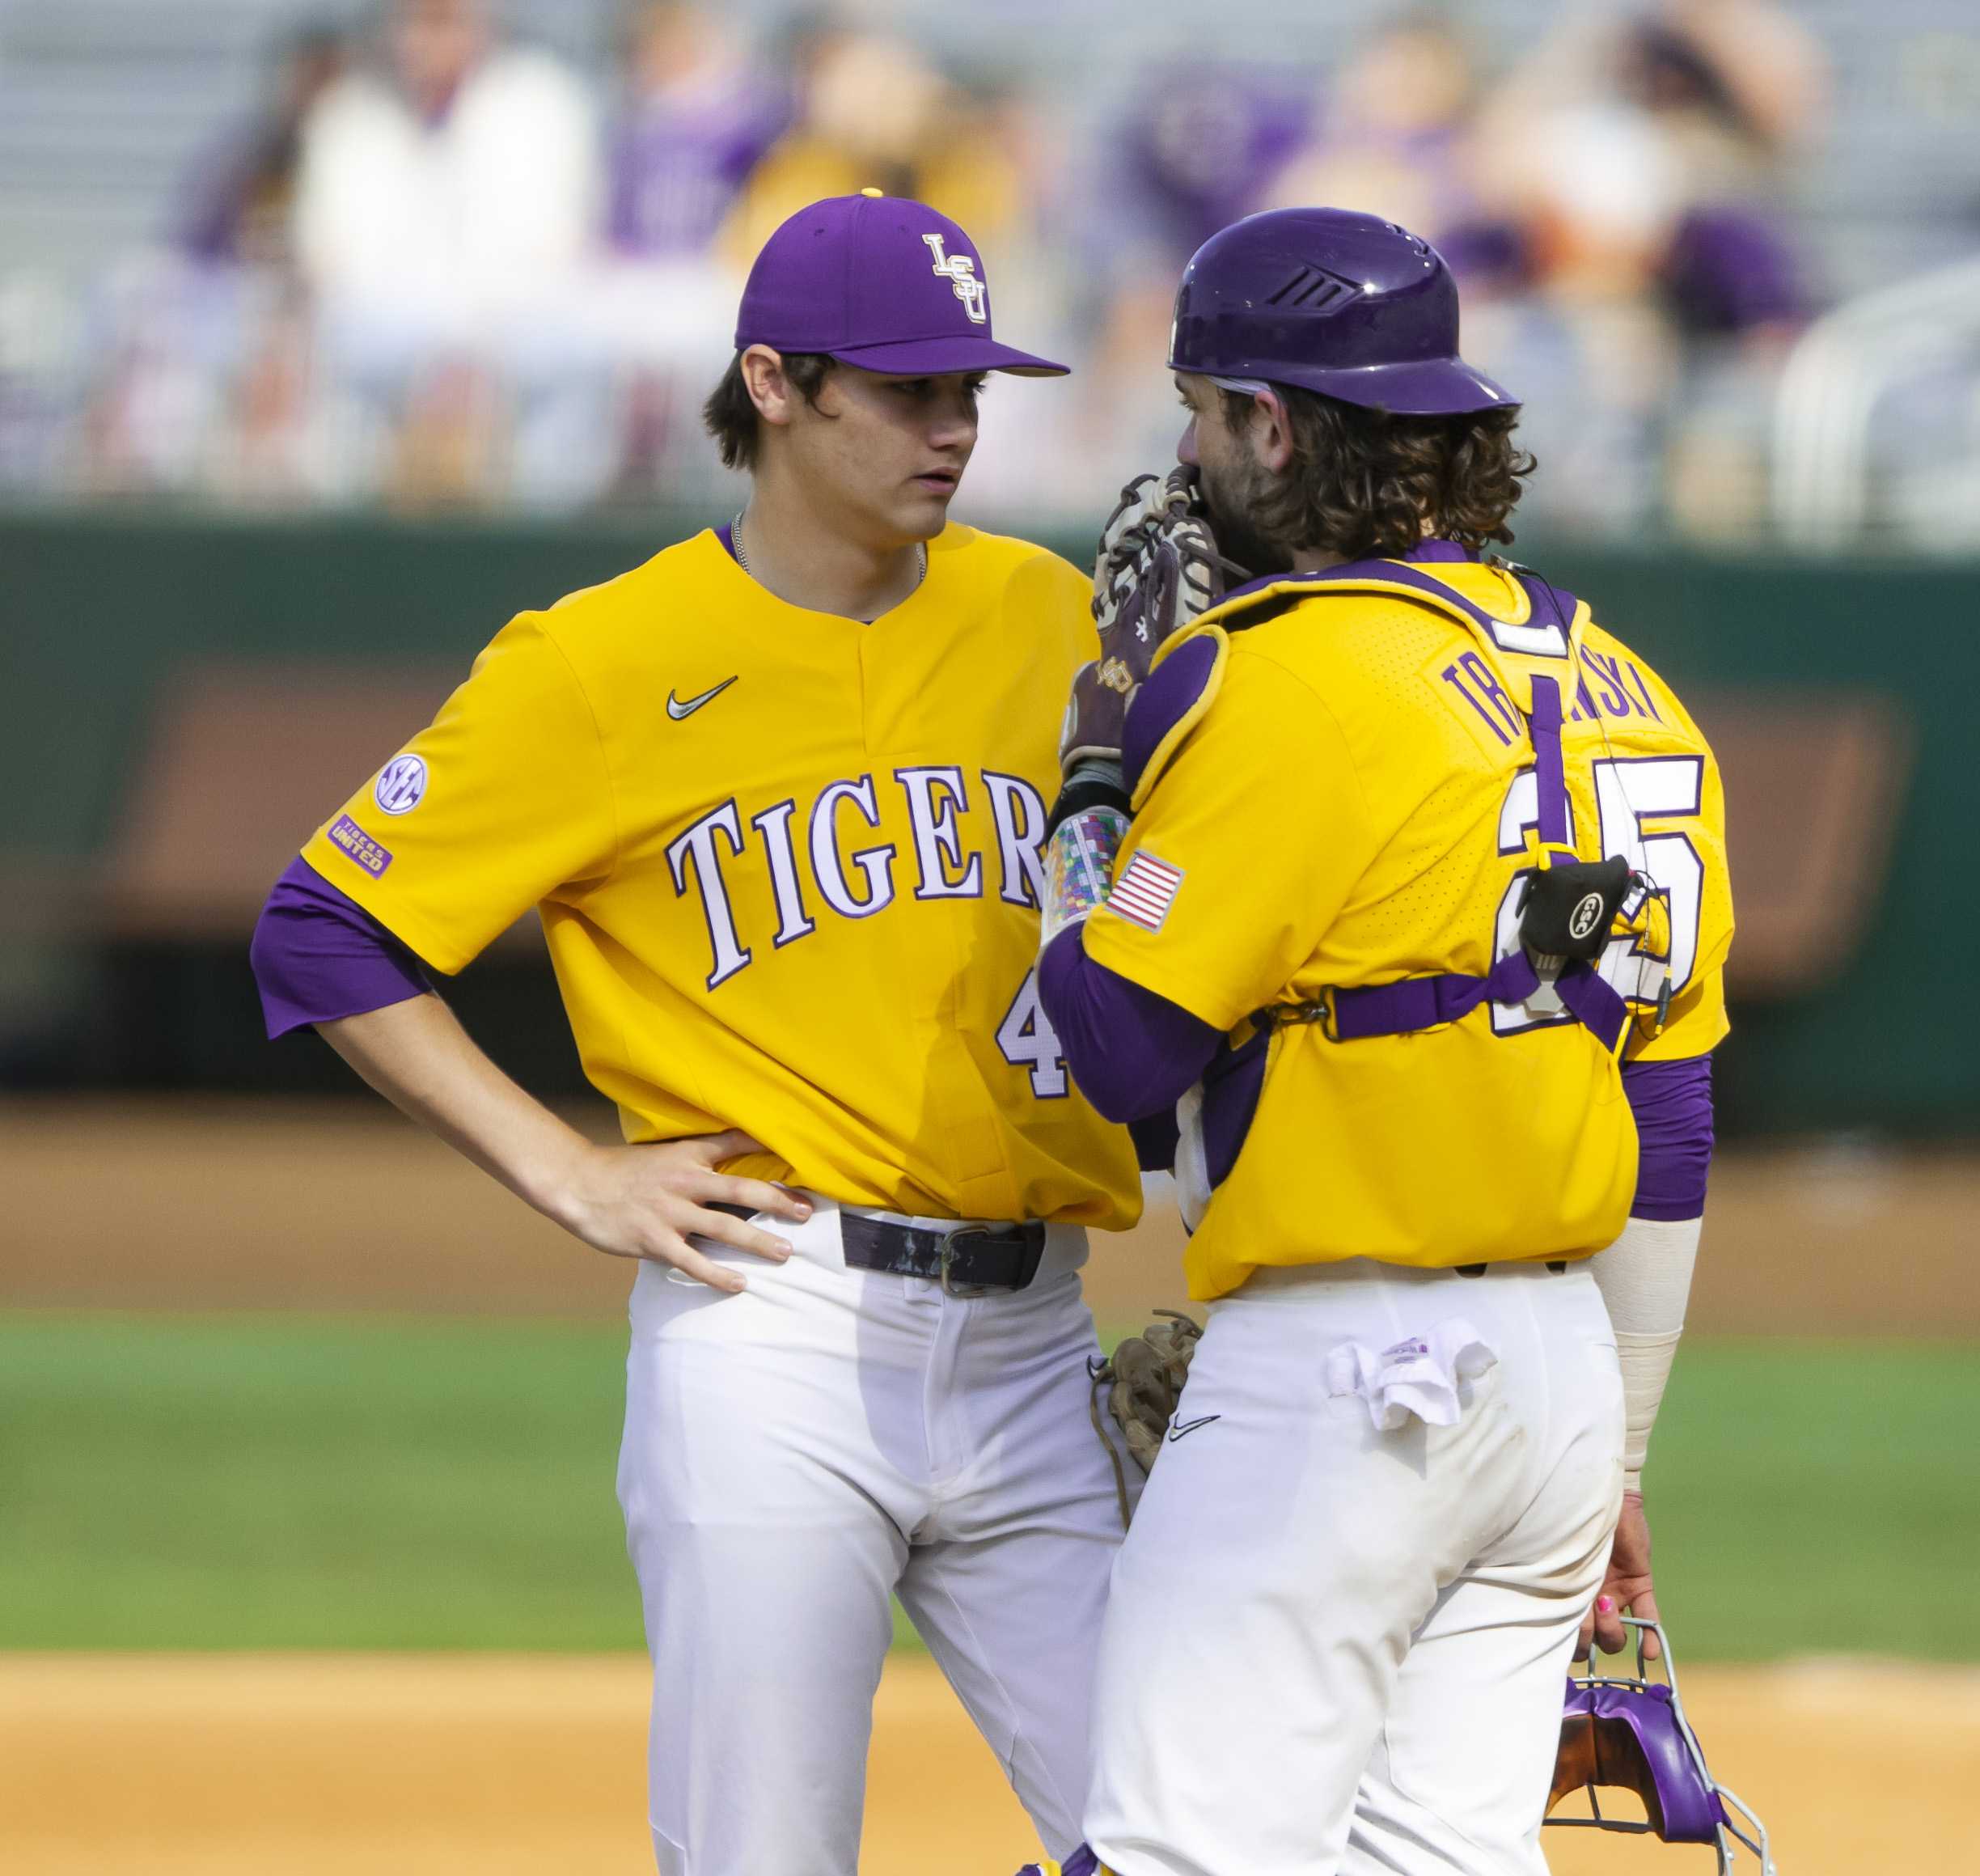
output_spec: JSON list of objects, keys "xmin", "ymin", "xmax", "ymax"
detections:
[
  {"xmin": 1167, "ymin": 1413, "xmax": 1221, "ymax": 1442},
  {"xmin": 666, "ymin": 676, "xmax": 738, "ymax": 720}
]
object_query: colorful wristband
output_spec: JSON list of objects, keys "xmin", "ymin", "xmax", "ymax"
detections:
[{"xmin": 1042, "ymin": 806, "xmax": 1128, "ymax": 949}]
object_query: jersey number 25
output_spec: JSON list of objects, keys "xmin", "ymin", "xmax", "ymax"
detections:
[{"xmin": 1491, "ymin": 756, "xmax": 1707, "ymax": 1036}]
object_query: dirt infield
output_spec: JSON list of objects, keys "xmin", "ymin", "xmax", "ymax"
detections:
[
  {"xmin": 2, "ymin": 1652, "xmax": 1970, "ymax": 1873},
  {"xmin": 4, "ymin": 1099, "xmax": 1978, "ymax": 1332}
]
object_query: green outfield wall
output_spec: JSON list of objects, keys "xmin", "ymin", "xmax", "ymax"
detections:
[{"xmin": 5, "ymin": 508, "xmax": 1975, "ymax": 1133}]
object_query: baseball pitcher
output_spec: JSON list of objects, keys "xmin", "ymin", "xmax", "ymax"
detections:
[
  {"xmin": 1026, "ymin": 210, "xmax": 1732, "ymax": 1876},
  {"xmin": 250, "ymin": 193, "xmax": 1142, "ymax": 1875}
]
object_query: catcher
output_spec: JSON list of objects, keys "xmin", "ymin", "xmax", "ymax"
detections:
[{"xmin": 1027, "ymin": 207, "xmax": 1733, "ymax": 1876}]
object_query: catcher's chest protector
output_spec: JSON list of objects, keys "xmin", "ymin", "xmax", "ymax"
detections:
[{"xmin": 1085, "ymin": 556, "xmax": 1732, "ymax": 1299}]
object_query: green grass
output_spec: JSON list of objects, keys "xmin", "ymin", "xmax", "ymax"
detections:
[
  {"xmin": 1635, "ymin": 1336, "xmax": 1980, "ymax": 1659},
  {"xmin": 0, "ymin": 1313, "xmax": 640, "ymax": 1649},
  {"xmin": 0, "ymin": 1313, "xmax": 1973, "ymax": 1656}
]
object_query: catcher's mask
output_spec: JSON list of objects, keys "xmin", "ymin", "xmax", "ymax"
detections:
[{"xmin": 1546, "ymin": 1617, "xmax": 1774, "ymax": 1874}]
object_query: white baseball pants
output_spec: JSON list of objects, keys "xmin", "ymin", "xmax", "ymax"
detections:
[
  {"xmin": 616, "ymin": 1196, "xmax": 1128, "ymax": 1875},
  {"xmin": 1085, "ymin": 1258, "xmax": 1625, "ymax": 1876}
]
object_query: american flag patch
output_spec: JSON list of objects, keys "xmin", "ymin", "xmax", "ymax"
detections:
[{"xmin": 1110, "ymin": 850, "xmax": 1184, "ymax": 933}]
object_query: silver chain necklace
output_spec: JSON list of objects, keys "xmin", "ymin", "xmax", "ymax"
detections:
[{"xmin": 731, "ymin": 511, "xmax": 927, "ymax": 588}]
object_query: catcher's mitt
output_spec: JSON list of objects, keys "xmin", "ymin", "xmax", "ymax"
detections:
[
  {"xmin": 1060, "ymin": 468, "xmax": 1242, "ymax": 776},
  {"xmin": 1089, "ymin": 1309, "xmax": 1205, "ymax": 1527}
]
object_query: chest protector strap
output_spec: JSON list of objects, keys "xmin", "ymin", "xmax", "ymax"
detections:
[
  {"xmin": 1195, "ymin": 553, "xmax": 1648, "ymax": 1052},
  {"xmin": 1326, "ymin": 943, "xmax": 1631, "ymax": 1051},
  {"xmin": 1306, "ymin": 671, "xmax": 1631, "ymax": 1052}
]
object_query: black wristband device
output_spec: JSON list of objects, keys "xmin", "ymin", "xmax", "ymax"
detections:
[
  {"xmin": 1045, "ymin": 771, "xmax": 1132, "ymax": 838},
  {"xmin": 1517, "ymin": 854, "xmax": 1634, "ymax": 963}
]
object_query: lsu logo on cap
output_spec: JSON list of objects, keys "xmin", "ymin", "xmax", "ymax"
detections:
[
  {"xmin": 922, "ymin": 233, "xmax": 988, "ymax": 324},
  {"xmin": 374, "ymin": 754, "xmax": 428, "ymax": 815}
]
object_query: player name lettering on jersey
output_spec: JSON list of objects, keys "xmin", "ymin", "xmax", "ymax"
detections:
[
  {"xmin": 668, "ymin": 767, "xmax": 1050, "ymax": 989},
  {"xmin": 1438, "ymin": 646, "xmax": 1665, "ymax": 749}
]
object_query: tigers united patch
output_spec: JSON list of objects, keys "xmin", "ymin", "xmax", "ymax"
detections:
[{"xmin": 328, "ymin": 814, "xmax": 393, "ymax": 876}]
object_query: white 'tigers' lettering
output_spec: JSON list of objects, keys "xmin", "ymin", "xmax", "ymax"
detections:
[
  {"xmin": 984, "ymin": 772, "xmax": 1048, "ymax": 908},
  {"xmin": 922, "ymin": 233, "xmax": 988, "ymax": 324},
  {"xmin": 666, "ymin": 801, "xmax": 752, "ymax": 990},
  {"xmin": 897, "ymin": 766, "xmax": 984, "ymax": 900},
  {"xmin": 668, "ymin": 770, "xmax": 1051, "ymax": 987},
  {"xmin": 810, "ymin": 777, "xmax": 897, "ymax": 919},
  {"xmin": 750, "ymin": 798, "xmax": 816, "ymax": 946}
]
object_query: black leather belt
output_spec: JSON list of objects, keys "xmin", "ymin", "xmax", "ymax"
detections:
[
  {"xmin": 706, "ymin": 1204, "xmax": 1047, "ymax": 1295},
  {"xmin": 1457, "ymin": 1260, "xmax": 1569, "ymax": 1277}
]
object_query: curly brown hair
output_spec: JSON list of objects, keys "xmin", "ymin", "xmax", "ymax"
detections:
[
  {"xmin": 1216, "ymin": 384, "xmax": 1535, "ymax": 561},
  {"xmin": 703, "ymin": 351, "xmax": 836, "ymax": 472}
]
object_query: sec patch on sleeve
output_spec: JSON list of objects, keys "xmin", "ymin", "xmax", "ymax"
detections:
[
  {"xmin": 374, "ymin": 753, "xmax": 429, "ymax": 815},
  {"xmin": 1110, "ymin": 849, "xmax": 1185, "ymax": 933}
]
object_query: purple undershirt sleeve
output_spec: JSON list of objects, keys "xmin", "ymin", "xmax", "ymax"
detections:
[
  {"xmin": 1128, "ymin": 1109, "xmax": 1182, "ymax": 1175},
  {"xmin": 1038, "ymin": 924, "xmax": 1222, "ymax": 1127},
  {"xmin": 249, "ymin": 857, "xmax": 437, "ymax": 1040},
  {"xmin": 1621, "ymin": 1053, "xmax": 1715, "ymax": 1221}
]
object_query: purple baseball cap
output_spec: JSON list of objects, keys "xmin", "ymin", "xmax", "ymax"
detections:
[{"xmin": 734, "ymin": 191, "xmax": 1068, "ymax": 377}]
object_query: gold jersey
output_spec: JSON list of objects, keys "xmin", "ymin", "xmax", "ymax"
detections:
[
  {"xmin": 1082, "ymin": 556, "xmax": 1732, "ymax": 1298},
  {"xmin": 303, "ymin": 525, "xmax": 1141, "ymax": 1229}
]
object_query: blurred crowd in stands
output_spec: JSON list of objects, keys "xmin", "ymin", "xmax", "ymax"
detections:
[{"xmin": 3, "ymin": 0, "xmax": 1830, "ymax": 536}]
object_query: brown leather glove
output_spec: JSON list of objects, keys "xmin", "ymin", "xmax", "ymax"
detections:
[
  {"xmin": 1060, "ymin": 468, "xmax": 1235, "ymax": 777},
  {"xmin": 1089, "ymin": 1310, "xmax": 1205, "ymax": 1525}
]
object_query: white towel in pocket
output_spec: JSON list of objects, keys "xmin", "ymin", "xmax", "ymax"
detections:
[{"xmin": 1326, "ymin": 1320, "xmax": 1498, "ymax": 1431}]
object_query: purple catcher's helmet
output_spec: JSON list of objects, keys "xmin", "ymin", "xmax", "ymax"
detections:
[
  {"xmin": 1546, "ymin": 1618, "xmax": 1775, "ymax": 1874},
  {"xmin": 1168, "ymin": 207, "xmax": 1516, "ymax": 415}
]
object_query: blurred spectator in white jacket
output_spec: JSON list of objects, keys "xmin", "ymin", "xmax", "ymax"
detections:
[
  {"xmin": 294, "ymin": 0, "xmax": 607, "ymax": 507},
  {"xmin": 297, "ymin": 0, "xmax": 599, "ymax": 328}
]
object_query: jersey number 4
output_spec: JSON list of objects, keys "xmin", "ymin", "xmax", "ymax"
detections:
[
  {"xmin": 1491, "ymin": 756, "xmax": 1707, "ymax": 1035},
  {"xmin": 996, "ymin": 968, "xmax": 1070, "ymax": 1098}
]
